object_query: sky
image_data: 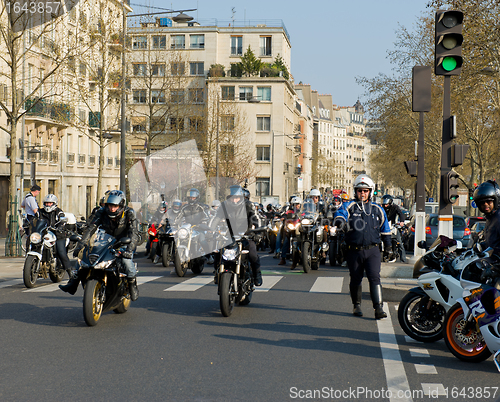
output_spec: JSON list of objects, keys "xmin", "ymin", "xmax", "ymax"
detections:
[{"xmin": 137, "ymin": 0, "xmax": 433, "ymax": 108}]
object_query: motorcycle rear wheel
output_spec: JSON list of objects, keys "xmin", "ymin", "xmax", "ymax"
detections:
[
  {"xmin": 302, "ymin": 242, "xmax": 311, "ymax": 273},
  {"xmin": 398, "ymin": 292, "xmax": 445, "ymax": 343},
  {"xmin": 113, "ymin": 297, "xmax": 131, "ymax": 314},
  {"xmin": 23, "ymin": 255, "xmax": 39, "ymax": 288},
  {"xmin": 83, "ymin": 279, "xmax": 104, "ymax": 326},
  {"xmin": 149, "ymin": 242, "xmax": 158, "ymax": 261},
  {"xmin": 219, "ymin": 272, "xmax": 235, "ymax": 317},
  {"xmin": 162, "ymin": 243, "xmax": 171, "ymax": 267},
  {"xmin": 174, "ymin": 249, "xmax": 188, "ymax": 277},
  {"xmin": 190, "ymin": 258, "xmax": 204, "ymax": 275},
  {"xmin": 443, "ymin": 303, "xmax": 492, "ymax": 362},
  {"xmin": 49, "ymin": 261, "xmax": 66, "ymax": 283}
]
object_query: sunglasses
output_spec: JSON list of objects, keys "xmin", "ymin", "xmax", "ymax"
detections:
[{"xmin": 356, "ymin": 189, "xmax": 370, "ymax": 193}]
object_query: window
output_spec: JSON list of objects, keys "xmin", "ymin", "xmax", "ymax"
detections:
[
  {"xmin": 151, "ymin": 116, "xmax": 166, "ymax": 132},
  {"xmin": 170, "ymin": 117, "xmax": 184, "ymax": 131},
  {"xmin": 257, "ymin": 116, "xmax": 271, "ymax": 131},
  {"xmin": 190, "ymin": 34, "xmax": 204, "ymax": 49},
  {"xmin": 188, "ymin": 88, "xmax": 204, "ymax": 104},
  {"xmin": 171, "ymin": 35, "xmax": 185, "ymax": 49},
  {"xmin": 171, "ymin": 89, "xmax": 184, "ymax": 104},
  {"xmin": 221, "ymin": 144, "xmax": 234, "ymax": 161},
  {"xmin": 132, "ymin": 36, "xmax": 147, "ymax": 49},
  {"xmin": 256, "ymin": 146, "xmax": 270, "ymax": 161},
  {"xmin": 221, "ymin": 115, "xmax": 235, "ymax": 132},
  {"xmin": 151, "ymin": 90, "xmax": 165, "ymax": 104},
  {"xmin": 133, "ymin": 90, "xmax": 147, "ymax": 103},
  {"xmin": 221, "ymin": 86, "xmax": 235, "ymax": 101},
  {"xmin": 132, "ymin": 117, "xmax": 147, "ymax": 132},
  {"xmin": 189, "ymin": 117, "xmax": 203, "ymax": 132},
  {"xmin": 239, "ymin": 86, "xmax": 253, "ymax": 101},
  {"xmin": 256, "ymin": 178, "xmax": 270, "ymax": 196},
  {"xmin": 257, "ymin": 87, "xmax": 271, "ymax": 101},
  {"xmin": 190, "ymin": 62, "xmax": 204, "ymax": 76},
  {"xmin": 231, "ymin": 36, "xmax": 242, "ymax": 55},
  {"xmin": 152, "ymin": 35, "xmax": 166, "ymax": 49},
  {"xmin": 260, "ymin": 36, "xmax": 272, "ymax": 56},
  {"xmin": 151, "ymin": 64, "xmax": 165, "ymax": 76},
  {"xmin": 89, "ymin": 111, "xmax": 100, "ymax": 128},
  {"xmin": 133, "ymin": 63, "xmax": 147, "ymax": 76},
  {"xmin": 171, "ymin": 62, "xmax": 185, "ymax": 76}
]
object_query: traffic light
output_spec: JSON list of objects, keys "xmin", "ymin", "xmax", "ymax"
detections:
[
  {"xmin": 435, "ymin": 10, "xmax": 463, "ymax": 76},
  {"xmin": 373, "ymin": 184, "xmax": 378, "ymax": 196},
  {"xmin": 443, "ymin": 170, "xmax": 460, "ymax": 204},
  {"xmin": 468, "ymin": 188, "xmax": 474, "ymax": 201},
  {"xmin": 404, "ymin": 161, "xmax": 417, "ymax": 177}
]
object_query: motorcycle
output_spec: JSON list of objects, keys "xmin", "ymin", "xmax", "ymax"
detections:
[
  {"xmin": 388, "ymin": 224, "xmax": 407, "ymax": 263},
  {"xmin": 158, "ymin": 222, "xmax": 176, "ymax": 267},
  {"xmin": 443, "ymin": 247, "xmax": 500, "ymax": 370},
  {"xmin": 73, "ymin": 230, "xmax": 135, "ymax": 326},
  {"xmin": 292, "ymin": 203, "xmax": 325, "ymax": 273},
  {"xmin": 328, "ymin": 225, "xmax": 345, "ymax": 267},
  {"xmin": 267, "ymin": 216, "xmax": 281, "ymax": 254},
  {"xmin": 147, "ymin": 223, "xmax": 160, "ymax": 261},
  {"xmin": 173, "ymin": 223, "xmax": 208, "ymax": 277},
  {"xmin": 23, "ymin": 215, "xmax": 73, "ymax": 288},
  {"xmin": 217, "ymin": 228, "xmax": 266, "ymax": 317},
  {"xmin": 398, "ymin": 236, "xmax": 487, "ymax": 343}
]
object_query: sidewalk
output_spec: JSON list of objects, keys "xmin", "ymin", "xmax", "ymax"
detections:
[{"xmin": 0, "ymin": 237, "xmax": 25, "ymax": 280}]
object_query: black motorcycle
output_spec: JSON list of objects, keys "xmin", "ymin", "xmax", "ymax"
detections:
[
  {"xmin": 72, "ymin": 230, "xmax": 135, "ymax": 326},
  {"xmin": 217, "ymin": 228, "xmax": 265, "ymax": 317},
  {"xmin": 292, "ymin": 203, "xmax": 324, "ymax": 273},
  {"xmin": 23, "ymin": 217, "xmax": 68, "ymax": 288},
  {"xmin": 158, "ymin": 223, "xmax": 176, "ymax": 267}
]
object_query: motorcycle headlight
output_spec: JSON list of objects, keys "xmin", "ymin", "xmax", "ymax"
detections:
[
  {"xmin": 30, "ymin": 232, "xmax": 42, "ymax": 244},
  {"xmin": 287, "ymin": 223, "xmax": 296, "ymax": 231},
  {"xmin": 148, "ymin": 229, "xmax": 155, "ymax": 236},
  {"xmin": 222, "ymin": 248, "xmax": 238, "ymax": 261},
  {"xmin": 177, "ymin": 228, "xmax": 189, "ymax": 240},
  {"xmin": 301, "ymin": 218, "xmax": 312, "ymax": 226},
  {"xmin": 330, "ymin": 227, "xmax": 337, "ymax": 236},
  {"xmin": 94, "ymin": 260, "xmax": 113, "ymax": 270},
  {"xmin": 272, "ymin": 226, "xmax": 278, "ymax": 232}
]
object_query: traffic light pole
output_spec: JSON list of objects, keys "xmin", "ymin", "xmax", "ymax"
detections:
[
  {"xmin": 414, "ymin": 111, "xmax": 426, "ymax": 256},
  {"xmin": 439, "ymin": 75, "xmax": 454, "ymax": 238}
]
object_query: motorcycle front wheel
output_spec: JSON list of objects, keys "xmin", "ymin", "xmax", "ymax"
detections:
[
  {"xmin": 219, "ymin": 272, "xmax": 235, "ymax": 317},
  {"xmin": 23, "ymin": 255, "xmax": 39, "ymax": 288},
  {"xmin": 190, "ymin": 258, "xmax": 204, "ymax": 275},
  {"xmin": 398, "ymin": 292, "xmax": 445, "ymax": 343},
  {"xmin": 174, "ymin": 249, "xmax": 188, "ymax": 277},
  {"xmin": 83, "ymin": 279, "xmax": 105, "ymax": 326},
  {"xmin": 162, "ymin": 243, "xmax": 171, "ymax": 267},
  {"xmin": 302, "ymin": 242, "xmax": 312, "ymax": 273},
  {"xmin": 443, "ymin": 303, "xmax": 492, "ymax": 363}
]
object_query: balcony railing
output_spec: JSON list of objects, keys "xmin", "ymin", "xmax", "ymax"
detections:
[
  {"xmin": 49, "ymin": 151, "xmax": 58, "ymax": 163},
  {"xmin": 25, "ymin": 98, "xmax": 72, "ymax": 123}
]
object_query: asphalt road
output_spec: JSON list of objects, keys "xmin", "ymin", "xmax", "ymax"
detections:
[{"xmin": 1, "ymin": 249, "xmax": 499, "ymax": 402}]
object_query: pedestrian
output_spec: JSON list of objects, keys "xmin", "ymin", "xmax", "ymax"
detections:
[
  {"xmin": 334, "ymin": 175, "xmax": 394, "ymax": 319},
  {"xmin": 472, "ymin": 180, "xmax": 500, "ymax": 253},
  {"xmin": 20, "ymin": 184, "xmax": 41, "ymax": 250}
]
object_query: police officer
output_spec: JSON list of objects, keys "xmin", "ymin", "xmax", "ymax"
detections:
[
  {"xmin": 210, "ymin": 185, "xmax": 262, "ymax": 286},
  {"xmin": 309, "ymin": 188, "xmax": 325, "ymax": 216},
  {"xmin": 60, "ymin": 190, "xmax": 140, "ymax": 301},
  {"xmin": 21, "ymin": 184, "xmax": 41, "ymax": 249},
  {"xmin": 334, "ymin": 175, "xmax": 393, "ymax": 319},
  {"xmin": 473, "ymin": 180, "xmax": 500, "ymax": 253}
]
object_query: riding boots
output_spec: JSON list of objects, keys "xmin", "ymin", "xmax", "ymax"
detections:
[
  {"xmin": 59, "ymin": 275, "xmax": 80, "ymax": 295},
  {"xmin": 349, "ymin": 284, "xmax": 363, "ymax": 316},
  {"xmin": 128, "ymin": 277, "xmax": 139, "ymax": 301},
  {"xmin": 370, "ymin": 283, "xmax": 387, "ymax": 319}
]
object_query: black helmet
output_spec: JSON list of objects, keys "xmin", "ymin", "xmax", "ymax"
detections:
[
  {"xmin": 381, "ymin": 195, "xmax": 393, "ymax": 207},
  {"xmin": 228, "ymin": 185, "xmax": 245, "ymax": 206},
  {"xmin": 473, "ymin": 180, "xmax": 500, "ymax": 212},
  {"xmin": 104, "ymin": 190, "xmax": 126, "ymax": 218},
  {"xmin": 229, "ymin": 185, "xmax": 244, "ymax": 197},
  {"xmin": 186, "ymin": 188, "xmax": 200, "ymax": 204},
  {"xmin": 159, "ymin": 202, "xmax": 167, "ymax": 212}
]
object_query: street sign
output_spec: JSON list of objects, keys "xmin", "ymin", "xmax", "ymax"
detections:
[
  {"xmin": 429, "ymin": 197, "xmax": 434, "ymax": 202},
  {"xmin": 471, "ymin": 201, "xmax": 477, "ymax": 208}
]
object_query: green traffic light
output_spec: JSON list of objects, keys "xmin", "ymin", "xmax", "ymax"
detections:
[{"xmin": 442, "ymin": 56, "xmax": 458, "ymax": 71}]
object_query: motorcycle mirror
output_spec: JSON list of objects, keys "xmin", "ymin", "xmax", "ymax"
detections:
[
  {"xmin": 474, "ymin": 242, "xmax": 483, "ymax": 254},
  {"xmin": 417, "ymin": 240, "xmax": 427, "ymax": 249},
  {"xmin": 326, "ymin": 212, "xmax": 333, "ymax": 219},
  {"xmin": 69, "ymin": 234, "xmax": 81, "ymax": 242}
]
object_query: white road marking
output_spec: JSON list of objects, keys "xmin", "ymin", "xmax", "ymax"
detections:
[
  {"xmin": 377, "ymin": 302, "xmax": 413, "ymax": 402},
  {"xmin": 309, "ymin": 277, "xmax": 344, "ymax": 293},
  {"xmin": 404, "ymin": 335, "xmax": 423, "ymax": 343},
  {"xmin": 0, "ymin": 279, "xmax": 23, "ymax": 289},
  {"xmin": 137, "ymin": 276, "xmax": 162, "ymax": 285},
  {"xmin": 409, "ymin": 348, "xmax": 430, "ymax": 358},
  {"xmin": 414, "ymin": 364, "xmax": 437, "ymax": 374},
  {"xmin": 164, "ymin": 276, "xmax": 213, "ymax": 291},
  {"xmin": 421, "ymin": 383, "xmax": 447, "ymax": 396},
  {"xmin": 24, "ymin": 283, "xmax": 61, "ymax": 292},
  {"xmin": 254, "ymin": 275, "xmax": 283, "ymax": 292}
]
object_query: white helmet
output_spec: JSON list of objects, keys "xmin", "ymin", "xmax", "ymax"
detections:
[
  {"xmin": 290, "ymin": 196, "xmax": 302, "ymax": 205},
  {"xmin": 309, "ymin": 189, "xmax": 321, "ymax": 197},
  {"xmin": 211, "ymin": 200, "xmax": 221, "ymax": 209},
  {"xmin": 353, "ymin": 174, "xmax": 375, "ymax": 198},
  {"xmin": 43, "ymin": 194, "xmax": 58, "ymax": 212}
]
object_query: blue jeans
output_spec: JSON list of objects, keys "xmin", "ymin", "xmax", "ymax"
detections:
[
  {"xmin": 276, "ymin": 231, "xmax": 282, "ymax": 254},
  {"xmin": 281, "ymin": 235, "xmax": 290, "ymax": 259},
  {"xmin": 121, "ymin": 257, "xmax": 137, "ymax": 278}
]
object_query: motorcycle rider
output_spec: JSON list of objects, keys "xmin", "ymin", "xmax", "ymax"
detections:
[
  {"xmin": 60, "ymin": 190, "xmax": 140, "ymax": 301},
  {"xmin": 165, "ymin": 199, "xmax": 182, "ymax": 225},
  {"xmin": 473, "ymin": 180, "xmax": 500, "ymax": 253},
  {"xmin": 146, "ymin": 201, "xmax": 167, "ymax": 257},
  {"xmin": 174, "ymin": 188, "xmax": 212, "ymax": 256},
  {"xmin": 334, "ymin": 175, "xmax": 393, "ymax": 319},
  {"xmin": 309, "ymin": 188, "xmax": 326, "ymax": 216},
  {"xmin": 210, "ymin": 200, "xmax": 221, "ymax": 217},
  {"xmin": 38, "ymin": 194, "xmax": 74, "ymax": 281},
  {"xmin": 210, "ymin": 185, "xmax": 263, "ymax": 286},
  {"xmin": 381, "ymin": 194, "xmax": 406, "ymax": 263}
]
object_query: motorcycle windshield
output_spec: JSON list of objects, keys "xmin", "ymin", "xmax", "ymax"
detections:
[
  {"xmin": 88, "ymin": 229, "xmax": 116, "ymax": 255},
  {"xmin": 301, "ymin": 201, "xmax": 317, "ymax": 218},
  {"xmin": 214, "ymin": 200, "xmax": 248, "ymax": 249},
  {"xmin": 31, "ymin": 218, "xmax": 48, "ymax": 233}
]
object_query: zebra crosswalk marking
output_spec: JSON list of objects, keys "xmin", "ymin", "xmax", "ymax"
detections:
[
  {"xmin": 164, "ymin": 276, "xmax": 214, "ymax": 291},
  {"xmin": 309, "ymin": 277, "xmax": 344, "ymax": 293}
]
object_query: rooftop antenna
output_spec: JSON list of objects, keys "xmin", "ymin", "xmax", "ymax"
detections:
[{"xmin": 231, "ymin": 7, "xmax": 235, "ymax": 26}]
